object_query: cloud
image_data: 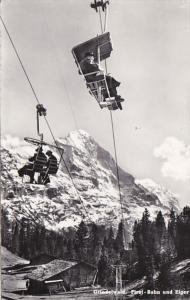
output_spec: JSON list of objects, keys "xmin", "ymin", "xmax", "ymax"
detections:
[{"xmin": 154, "ymin": 137, "xmax": 190, "ymax": 181}]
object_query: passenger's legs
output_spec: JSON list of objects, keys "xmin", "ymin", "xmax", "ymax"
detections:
[
  {"xmin": 43, "ymin": 175, "xmax": 50, "ymax": 185},
  {"xmin": 29, "ymin": 171, "xmax": 35, "ymax": 183},
  {"xmin": 106, "ymin": 75, "xmax": 120, "ymax": 87},
  {"xmin": 105, "ymin": 76, "xmax": 119, "ymax": 97},
  {"xmin": 39, "ymin": 172, "xmax": 50, "ymax": 185},
  {"xmin": 18, "ymin": 164, "xmax": 35, "ymax": 183}
]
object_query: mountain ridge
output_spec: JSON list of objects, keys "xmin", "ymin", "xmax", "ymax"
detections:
[{"xmin": 1, "ymin": 130, "xmax": 180, "ymax": 240}]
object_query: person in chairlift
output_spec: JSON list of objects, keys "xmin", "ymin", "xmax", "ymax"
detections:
[
  {"xmin": 18, "ymin": 146, "xmax": 47, "ymax": 183},
  {"xmin": 79, "ymin": 51, "xmax": 124, "ymax": 109}
]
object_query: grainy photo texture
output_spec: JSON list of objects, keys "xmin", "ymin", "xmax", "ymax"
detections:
[{"xmin": 1, "ymin": 0, "xmax": 190, "ymax": 299}]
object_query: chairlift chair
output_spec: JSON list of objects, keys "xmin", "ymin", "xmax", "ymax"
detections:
[
  {"xmin": 72, "ymin": 32, "xmax": 119, "ymax": 110},
  {"xmin": 21, "ymin": 105, "xmax": 64, "ymax": 185}
]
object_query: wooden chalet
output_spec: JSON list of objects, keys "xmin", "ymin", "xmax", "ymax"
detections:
[{"xmin": 27, "ymin": 259, "xmax": 97, "ymax": 294}]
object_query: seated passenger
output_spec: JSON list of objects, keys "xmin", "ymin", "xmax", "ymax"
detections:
[
  {"xmin": 79, "ymin": 51, "xmax": 124, "ymax": 109},
  {"xmin": 79, "ymin": 51, "xmax": 103, "ymax": 81},
  {"xmin": 46, "ymin": 150, "xmax": 58, "ymax": 174},
  {"xmin": 18, "ymin": 146, "xmax": 47, "ymax": 184},
  {"xmin": 29, "ymin": 146, "xmax": 47, "ymax": 172},
  {"xmin": 40, "ymin": 150, "xmax": 58, "ymax": 185}
]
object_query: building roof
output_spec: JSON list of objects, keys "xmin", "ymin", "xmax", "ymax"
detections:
[{"xmin": 28, "ymin": 259, "xmax": 78, "ymax": 281}]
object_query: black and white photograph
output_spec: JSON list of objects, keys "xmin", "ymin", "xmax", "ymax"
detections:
[{"xmin": 1, "ymin": 0, "xmax": 190, "ymax": 299}]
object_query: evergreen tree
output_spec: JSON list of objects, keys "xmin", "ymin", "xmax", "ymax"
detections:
[
  {"xmin": 87, "ymin": 223, "xmax": 102, "ymax": 265},
  {"xmin": 75, "ymin": 220, "xmax": 88, "ymax": 261},
  {"xmin": 48, "ymin": 230, "xmax": 58, "ymax": 256},
  {"xmin": 145, "ymin": 255, "xmax": 155, "ymax": 290},
  {"xmin": 166, "ymin": 208, "xmax": 177, "ymax": 261},
  {"xmin": 32, "ymin": 226, "xmax": 41, "ymax": 257},
  {"xmin": 142, "ymin": 208, "xmax": 150, "ymax": 226},
  {"xmin": 154, "ymin": 211, "xmax": 167, "ymax": 267},
  {"xmin": 168, "ymin": 208, "xmax": 176, "ymax": 240},
  {"xmin": 157, "ymin": 261, "xmax": 172, "ymax": 291},
  {"xmin": 155, "ymin": 211, "xmax": 166, "ymax": 238},
  {"xmin": 19, "ymin": 218, "xmax": 30, "ymax": 258},
  {"xmin": 97, "ymin": 247, "xmax": 111, "ymax": 286},
  {"xmin": 107, "ymin": 226, "xmax": 114, "ymax": 246},
  {"xmin": 176, "ymin": 206, "xmax": 190, "ymax": 258},
  {"xmin": 1, "ymin": 209, "xmax": 12, "ymax": 250},
  {"xmin": 106, "ymin": 226, "xmax": 117, "ymax": 262},
  {"xmin": 142, "ymin": 209, "xmax": 155, "ymax": 253},
  {"xmin": 55, "ymin": 233, "xmax": 64, "ymax": 258},
  {"xmin": 114, "ymin": 221, "xmax": 125, "ymax": 255},
  {"xmin": 11, "ymin": 221, "xmax": 20, "ymax": 255},
  {"xmin": 133, "ymin": 209, "xmax": 155, "ymax": 277},
  {"xmin": 61, "ymin": 237, "xmax": 69, "ymax": 259},
  {"xmin": 66, "ymin": 238, "xmax": 76, "ymax": 260}
]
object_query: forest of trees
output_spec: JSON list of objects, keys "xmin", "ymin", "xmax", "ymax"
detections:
[
  {"xmin": 132, "ymin": 206, "xmax": 190, "ymax": 291},
  {"xmin": 1, "ymin": 206, "xmax": 190, "ymax": 288}
]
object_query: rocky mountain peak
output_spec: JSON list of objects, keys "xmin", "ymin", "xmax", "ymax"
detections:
[{"xmin": 1, "ymin": 131, "xmax": 180, "ymax": 239}]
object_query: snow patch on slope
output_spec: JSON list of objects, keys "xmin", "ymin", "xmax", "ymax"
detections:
[
  {"xmin": 135, "ymin": 178, "xmax": 180, "ymax": 212},
  {"xmin": 1, "ymin": 131, "xmax": 180, "ymax": 239}
]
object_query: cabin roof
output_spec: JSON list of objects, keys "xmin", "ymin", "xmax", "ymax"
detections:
[
  {"xmin": 28, "ymin": 259, "xmax": 77, "ymax": 281},
  {"xmin": 27, "ymin": 259, "xmax": 96, "ymax": 282}
]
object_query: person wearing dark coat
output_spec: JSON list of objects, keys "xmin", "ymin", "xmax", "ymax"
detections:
[
  {"xmin": 18, "ymin": 146, "xmax": 47, "ymax": 183},
  {"xmin": 46, "ymin": 151, "xmax": 58, "ymax": 173},
  {"xmin": 79, "ymin": 51, "xmax": 124, "ymax": 109},
  {"xmin": 41, "ymin": 150, "xmax": 58, "ymax": 184}
]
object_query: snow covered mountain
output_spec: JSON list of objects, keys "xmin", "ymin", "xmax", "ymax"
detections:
[
  {"xmin": 135, "ymin": 178, "xmax": 180, "ymax": 213},
  {"xmin": 1, "ymin": 130, "xmax": 180, "ymax": 239}
]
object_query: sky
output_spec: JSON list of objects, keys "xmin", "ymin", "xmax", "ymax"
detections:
[{"xmin": 1, "ymin": 0, "xmax": 190, "ymax": 207}]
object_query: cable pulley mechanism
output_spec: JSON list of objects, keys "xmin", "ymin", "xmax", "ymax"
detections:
[
  {"xmin": 90, "ymin": 0, "xmax": 109, "ymax": 12},
  {"xmin": 36, "ymin": 104, "xmax": 46, "ymax": 142}
]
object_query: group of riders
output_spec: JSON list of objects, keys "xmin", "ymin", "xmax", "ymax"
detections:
[{"xmin": 18, "ymin": 147, "xmax": 58, "ymax": 185}]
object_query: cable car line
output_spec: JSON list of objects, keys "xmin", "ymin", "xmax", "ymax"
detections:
[
  {"xmin": 40, "ymin": 8, "xmax": 102, "ymax": 213},
  {"xmin": 104, "ymin": 3, "xmax": 108, "ymax": 32},
  {"xmin": 98, "ymin": 7, "xmax": 104, "ymax": 34},
  {"xmin": 94, "ymin": 2, "xmax": 124, "ymax": 222},
  {"xmin": 90, "ymin": 1, "xmax": 126, "ymax": 247},
  {"xmin": 39, "ymin": 10, "xmax": 100, "ymax": 200},
  {"xmin": 1, "ymin": 15, "xmax": 91, "ymax": 223},
  {"xmin": 109, "ymin": 112, "xmax": 124, "ymax": 221},
  {"xmin": 0, "ymin": 15, "xmax": 40, "ymax": 105}
]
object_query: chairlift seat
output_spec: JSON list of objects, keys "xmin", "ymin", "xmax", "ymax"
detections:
[
  {"xmin": 86, "ymin": 78, "xmax": 118, "ymax": 110},
  {"xmin": 72, "ymin": 33, "xmax": 120, "ymax": 110},
  {"xmin": 87, "ymin": 77, "xmax": 106, "ymax": 102},
  {"xmin": 72, "ymin": 32, "xmax": 113, "ymax": 64}
]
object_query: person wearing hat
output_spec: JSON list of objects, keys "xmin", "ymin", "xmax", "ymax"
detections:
[
  {"xmin": 79, "ymin": 51, "xmax": 103, "ymax": 82},
  {"xmin": 79, "ymin": 51, "xmax": 124, "ymax": 109}
]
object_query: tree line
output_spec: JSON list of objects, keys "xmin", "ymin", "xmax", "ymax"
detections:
[
  {"xmin": 1, "ymin": 206, "xmax": 190, "ymax": 288},
  {"xmin": 132, "ymin": 206, "xmax": 190, "ymax": 292},
  {"xmin": 1, "ymin": 209, "xmax": 125, "ymax": 285}
]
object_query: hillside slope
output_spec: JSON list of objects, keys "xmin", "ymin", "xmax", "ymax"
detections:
[{"xmin": 1, "ymin": 130, "xmax": 179, "ymax": 239}]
